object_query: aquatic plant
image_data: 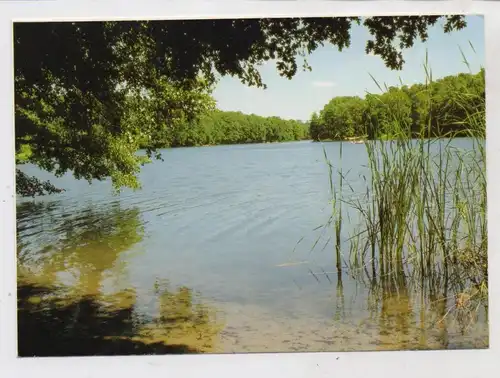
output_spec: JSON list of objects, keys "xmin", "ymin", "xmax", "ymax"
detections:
[{"xmin": 315, "ymin": 53, "xmax": 487, "ymax": 327}]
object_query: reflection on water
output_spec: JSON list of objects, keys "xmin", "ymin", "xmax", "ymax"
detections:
[
  {"xmin": 17, "ymin": 201, "xmax": 143, "ymax": 295},
  {"xmin": 17, "ymin": 141, "xmax": 488, "ymax": 355},
  {"xmin": 17, "ymin": 202, "xmax": 222, "ymax": 356},
  {"xmin": 18, "ymin": 279, "xmax": 222, "ymax": 356}
]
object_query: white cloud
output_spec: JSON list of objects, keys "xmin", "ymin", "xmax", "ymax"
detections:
[{"xmin": 311, "ymin": 81, "xmax": 337, "ymax": 88}]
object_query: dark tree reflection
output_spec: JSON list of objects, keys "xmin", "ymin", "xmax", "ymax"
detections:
[{"xmin": 17, "ymin": 201, "xmax": 222, "ymax": 357}]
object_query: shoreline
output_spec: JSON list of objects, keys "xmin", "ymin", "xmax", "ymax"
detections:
[{"xmin": 139, "ymin": 134, "xmax": 482, "ymax": 152}]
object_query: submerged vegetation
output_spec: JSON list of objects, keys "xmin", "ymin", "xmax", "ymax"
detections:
[{"xmin": 311, "ymin": 57, "xmax": 487, "ymax": 337}]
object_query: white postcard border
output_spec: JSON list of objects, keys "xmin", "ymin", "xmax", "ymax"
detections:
[{"xmin": 0, "ymin": 2, "xmax": 497, "ymax": 378}]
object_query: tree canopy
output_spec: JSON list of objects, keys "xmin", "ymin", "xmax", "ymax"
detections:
[
  {"xmin": 138, "ymin": 110, "xmax": 309, "ymax": 148},
  {"xmin": 14, "ymin": 16, "xmax": 467, "ymax": 196},
  {"xmin": 309, "ymin": 69, "xmax": 485, "ymax": 141}
]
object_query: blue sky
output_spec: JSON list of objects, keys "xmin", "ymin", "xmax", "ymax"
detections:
[{"xmin": 212, "ymin": 15, "xmax": 484, "ymax": 121}]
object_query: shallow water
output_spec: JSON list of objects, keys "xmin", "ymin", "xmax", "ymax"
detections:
[{"xmin": 16, "ymin": 139, "xmax": 488, "ymax": 355}]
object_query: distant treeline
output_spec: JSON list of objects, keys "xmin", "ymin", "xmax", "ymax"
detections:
[
  {"xmin": 310, "ymin": 69, "xmax": 485, "ymax": 141},
  {"xmin": 140, "ymin": 70, "xmax": 484, "ymax": 150},
  {"xmin": 141, "ymin": 110, "xmax": 310, "ymax": 148}
]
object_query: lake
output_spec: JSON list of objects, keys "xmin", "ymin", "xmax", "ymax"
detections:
[{"xmin": 16, "ymin": 139, "xmax": 488, "ymax": 354}]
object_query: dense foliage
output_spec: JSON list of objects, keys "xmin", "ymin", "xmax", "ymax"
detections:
[
  {"xmin": 140, "ymin": 110, "xmax": 309, "ymax": 148},
  {"xmin": 14, "ymin": 16, "xmax": 467, "ymax": 196},
  {"xmin": 310, "ymin": 69, "xmax": 485, "ymax": 141}
]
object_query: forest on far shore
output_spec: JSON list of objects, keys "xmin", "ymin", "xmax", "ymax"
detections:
[
  {"xmin": 309, "ymin": 69, "xmax": 485, "ymax": 141},
  {"xmin": 138, "ymin": 69, "xmax": 485, "ymax": 150},
  {"xmin": 140, "ymin": 111, "xmax": 310, "ymax": 148}
]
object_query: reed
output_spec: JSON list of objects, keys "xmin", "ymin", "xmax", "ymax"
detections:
[
  {"xmin": 323, "ymin": 142, "xmax": 344, "ymax": 275},
  {"xmin": 317, "ymin": 54, "xmax": 487, "ymax": 319}
]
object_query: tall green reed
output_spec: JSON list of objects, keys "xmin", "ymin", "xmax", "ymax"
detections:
[
  {"xmin": 317, "ymin": 54, "xmax": 486, "ymax": 318},
  {"xmin": 323, "ymin": 142, "xmax": 344, "ymax": 275}
]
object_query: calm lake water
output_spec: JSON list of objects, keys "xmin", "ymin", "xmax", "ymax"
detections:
[{"xmin": 16, "ymin": 139, "xmax": 488, "ymax": 354}]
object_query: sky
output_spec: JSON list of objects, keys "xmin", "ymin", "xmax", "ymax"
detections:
[{"xmin": 212, "ymin": 15, "xmax": 484, "ymax": 121}]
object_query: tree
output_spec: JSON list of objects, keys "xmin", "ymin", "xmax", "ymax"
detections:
[
  {"xmin": 14, "ymin": 16, "xmax": 467, "ymax": 196},
  {"xmin": 316, "ymin": 96, "xmax": 366, "ymax": 140},
  {"xmin": 309, "ymin": 70, "xmax": 484, "ymax": 141}
]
